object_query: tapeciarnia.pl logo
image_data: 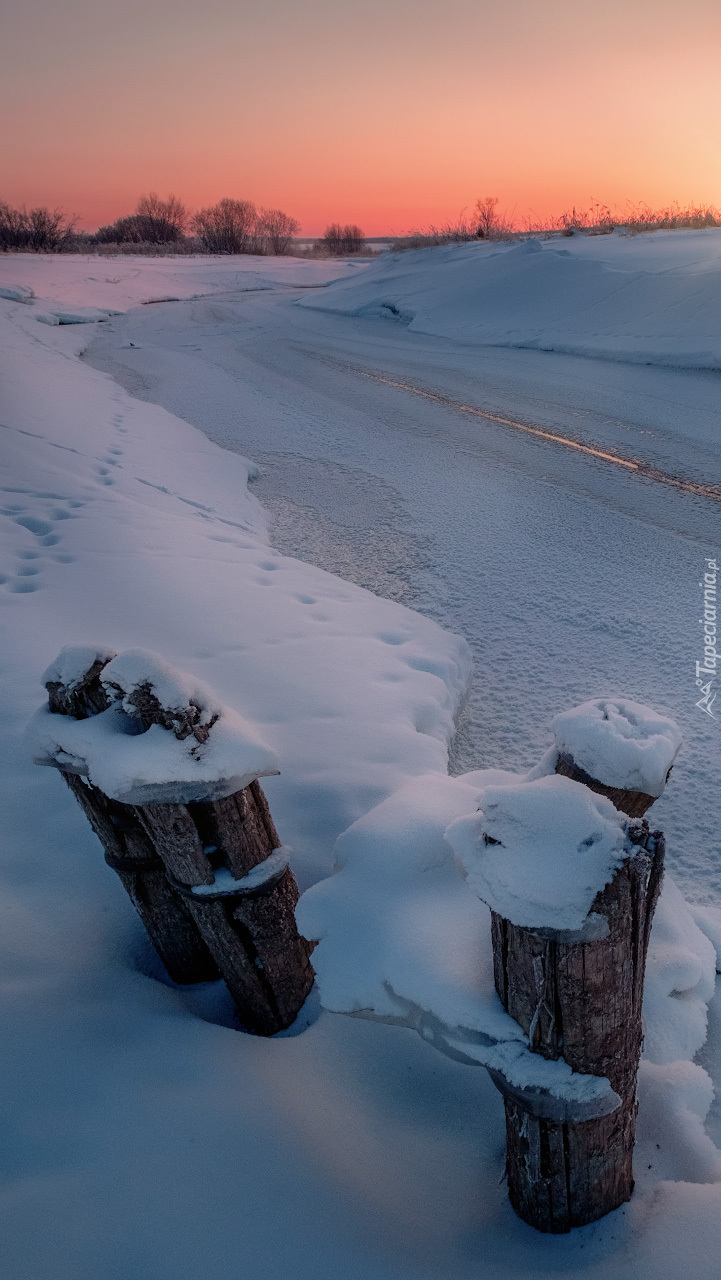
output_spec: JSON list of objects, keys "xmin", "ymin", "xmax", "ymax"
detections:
[{"xmin": 696, "ymin": 557, "xmax": 718, "ymax": 718}]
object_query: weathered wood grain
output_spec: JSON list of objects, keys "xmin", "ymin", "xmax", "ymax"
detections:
[
  {"xmin": 554, "ymin": 752, "xmax": 659, "ymax": 818},
  {"xmin": 183, "ymin": 869, "xmax": 314, "ymax": 1035},
  {"xmin": 63, "ymin": 773, "xmax": 219, "ymax": 984},
  {"xmin": 491, "ymin": 818, "xmax": 664, "ymax": 1231},
  {"xmin": 46, "ymin": 652, "xmax": 314, "ymax": 1033}
]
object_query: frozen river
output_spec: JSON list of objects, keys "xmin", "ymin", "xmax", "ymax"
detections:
[{"xmin": 86, "ymin": 283, "xmax": 721, "ymax": 903}]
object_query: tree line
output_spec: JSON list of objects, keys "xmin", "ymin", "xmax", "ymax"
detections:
[{"xmin": 0, "ymin": 192, "xmax": 367, "ymax": 256}]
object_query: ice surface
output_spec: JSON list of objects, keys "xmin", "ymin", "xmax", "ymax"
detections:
[
  {"xmin": 445, "ymin": 774, "xmax": 627, "ymax": 931},
  {"xmin": 0, "ymin": 284, "xmax": 34, "ymax": 302},
  {"xmin": 552, "ymin": 697, "xmax": 681, "ymax": 797},
  {"xmin": 38, "ymin": 307, "xmax": 115, "ymax": 325}
]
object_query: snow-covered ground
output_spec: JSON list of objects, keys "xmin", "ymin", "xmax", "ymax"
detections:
[{"xmin": 2, "ymin": 243, "xmax": 721, "ymax": 1278}]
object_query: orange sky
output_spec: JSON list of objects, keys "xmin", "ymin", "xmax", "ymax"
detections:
[{"xmin": 2, "ymin": 0, "xmax": 720, "ymax": 234}]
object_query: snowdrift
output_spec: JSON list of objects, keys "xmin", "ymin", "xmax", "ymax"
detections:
[{"xmin": 299, "ymin": 230, "xmax": 721, "ymax": 370}]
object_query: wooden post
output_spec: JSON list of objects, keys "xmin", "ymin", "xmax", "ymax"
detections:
[
  {"xmin": 99, "ymin": 649, "xmax": 314, "ymax": 1034},
  {"xmin": 37, "ymin": 647, "xmax": 315, "ymax": 1033},
  {"xmin": 554, "ymin": 753, "xmax": 658, "ymax": 818},
  {"xmin": 487, "ymin": 701, "xmax": 679, "ymax": 1231},
  {"xmin": 550, "ymin": 696, "xmax": 680, "ymax": 819},
  {"xmin": 489, "ymin": 821, "xmax": 664, "ymax": 1231},
  {"xmin": 135, "ymin": 780, "xmax": 315, "ymax": 1036},
  {"xmin": 41, "ymin": 652, "xmax": 219, "ymax": 985}
]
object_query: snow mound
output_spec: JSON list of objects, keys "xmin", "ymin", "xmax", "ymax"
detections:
[
  {"xmin": 691, "ymin": 905, "xmax": 721, "ymax": 971},
  {"xmin": 552, "ymin": 696, "xmax": 681, "ymax": 797},
  {"xmin": 297, "ymin": 772, "xmax": 518, "ymax": 1034},
  {"xmin": 644, "ymin": 876, "xmax": 717, "ymax": 1064},
  {"xmin": 637, "ymin": 1060, "xmax": 721, "ymax": 1184},
  {"xmin": 299, "ymin": 229, "xmax": 721, "ymax": 370},
  {"xmin": 445, "ymin": 774, "xmax": 628, "ymax": 931},
  {"xmin": 297, "ymin": 772, "xmax": 619, "ymax": 1113}
]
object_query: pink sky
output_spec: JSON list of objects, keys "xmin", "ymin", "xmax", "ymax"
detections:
[{"xmin": 2, "ymin": 0, "xmax": 720, "ymax": 234}]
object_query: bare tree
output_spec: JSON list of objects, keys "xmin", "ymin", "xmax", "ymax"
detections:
[
  {"xmin": 322, "ymin": 223, "xmax": 365, "ymax": 256},
  {"xmin": 255, "ymin": 208, "xmax": 300, "ymax": 256},
  {"xmin": 0, "ymin": 203, "xmax": 76, "ymax": 252},
  {"xmin": 0, "ymin": 203, "xmax": 28, "ymax": 251},
  {"xmin": 135, "ymin": 193, "xmax": 187, "ymax": 243},
  {"xmin": 192, "ymin": 198, "xmax": 258, "ymax": 253}
]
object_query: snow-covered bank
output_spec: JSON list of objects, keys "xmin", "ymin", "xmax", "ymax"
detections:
[
  {"xmin": 299, "ymin": 229, "xmax": 721, "ymax": 370},
  {"xmin": 0, "ymin": 252, "xmax": 355, "ymax": 311},
  {"xmin": 0, "ymin": 280, "xmax": 470, "ymax": 877},
  {"xmin": 2, "ymin": 257, "xmax": 721, "ymax": 1278}
]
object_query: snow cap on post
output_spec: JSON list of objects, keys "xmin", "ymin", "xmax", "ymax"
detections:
[
  {"xmin": 100, "ymin": 649, "xmax": 224, "ymax": 742},
  {"xmin": 30, "ymin": 647, "xmax": 279, "ymax": 804},
  {"xmin": 42, "ymin": 644, "xmax": 117, "ymax": 718},
  {"xmin": 445, "ymin": 774, "xmax": 628, "ymax": 932},
  {"xmin": 551, "ymin": 698, "xmax": 681, "ymax": 799}
]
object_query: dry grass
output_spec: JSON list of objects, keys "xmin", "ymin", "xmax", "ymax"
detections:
[
  {"xmin": 393, "ymin": 198, "xmax": 721, "ymax": 254},
  {"xmin": 525, "ymin": 200, "xmax": 721, "ymax": 237}
]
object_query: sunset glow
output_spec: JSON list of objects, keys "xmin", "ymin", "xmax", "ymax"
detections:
[{"xmin": 3, "ymin": 0, "xmax": 720, "ymax": 233}]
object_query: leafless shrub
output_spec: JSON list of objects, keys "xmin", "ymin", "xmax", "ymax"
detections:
[
  {"xmin": 0, "ymin": 203, "xmax": 77, "ymax": 252},
  {"xmin": 134, "ymin": 193, "xmax": 188, "ymax": 243},
  {"xmin": 322, "ymin": 223, "xmax": 366, "ymax": 255},
  {"xmin": 473, "ymin": 196, "xmax": 514, "ymax": 239},
  {"xmin": 255, "ymin": 207, "xmax": 300, "ymax": 255},
  {"xmin": 192, "ymin": 198, "xmax": 258, "ymax": 253},
  {"xmin": 95, "ymin": 215, "xmax": 147, "ymax": 244},
  {"xmin": 0, "ymin": 203, "xmax": 28, "ymax": 251}
]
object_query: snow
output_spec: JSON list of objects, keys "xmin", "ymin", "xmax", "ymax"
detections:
[
  {"xmin": 28, "ymin": 698, "xmax": 281, "ymax": 805},
  {"xmin": 445, "ymin": 774, "xmax": 628, "ymax": 931},
  {"xmin": 0, "ymin": 252, "xmax": 351, "ymax": 311},
  {"xmin": 42, "ymin": 642, "xmax": 117, "ymax": 692},
  {"xmin": 2, "ymin": 249, "xmax": 721, "ymax": 1277},
  {"xmin": 643, "ymin": 876, "xmax": 717, "ymax": 1064},
  {"xmin": 1, "ymin": 270, "xmax": 471, "ymax": 872},
  {"xmin": 552, "ymin": 697, "xmax": 682, "ymax": 797},
  {"xmin": 100, "ymin": 648, "xmax": 224, "ymax": 728},
  {"xmin": 188, "ymin": 851, "xmax": 289, "ymax": 897},
  {"xmin": 299, "ymin": 229, "xmax": 721, "ymax": 370},
  {"xmin": 691, "ymin": 905, "xmax": 721, "ymax": 971},
  {"xmin": 298, "ymin": 765, "xmax": 717, "ymax": 1111},
  {"xmin": 296, "ymin": 772, "xmax": 522, "ymax": 1032}
]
